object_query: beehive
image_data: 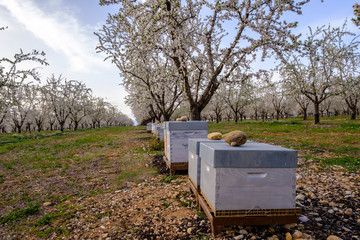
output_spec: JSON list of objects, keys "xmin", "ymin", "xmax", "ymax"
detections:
[
  {"xmin": 188, "ymin": 138, "xmax": 224, "ymax": 188},
  {"xmin": 199, "ymin": 141, "xmax": 297, "ymax": 214},
  {"xmin": 156, "ymin": 126, "xmax": 164, "ymax": 141},
  {"xmin": 146, "ymin": 123, "xmax": 152, "ymax": 132},
  {"xmin": 164, "ymin": 121, "xmax": 208, "ymax": 163},
  {"xmin": 152, "ymin": 123, "xmax": 158, "ymax": 135}
]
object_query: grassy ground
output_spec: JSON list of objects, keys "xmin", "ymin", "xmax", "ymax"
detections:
[
  {"xmin": 0, "ymin": 115, "xmax": 359, "ymax": 238},
  {"xmin": 208, "ymin": 116, "xmax": 360, "ymax": 172}
]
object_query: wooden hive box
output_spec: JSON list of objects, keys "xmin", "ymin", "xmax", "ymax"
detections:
[
  {"xmin": 199, "ymin": 141, "xmax": 297, "ymax": 216},
  {"xmin": 164, "ymin": 121, "xmax": 208, "ymax": 163},
  {"xmin": 155, "ymin": 126, "xmax": 164, "ymax": 141},
  {"xmin": 188, "ymin": 138, "xmax": 224, "ymax": 188},
  {"xmin": 152, "ymin": 123, "xmax": 158, "ymax": 135},
  {"xmin": 146, "ymin": 123, "xmax": 152, "ymax": 132},
  {"xmin": 151, "ymin": 123, "xmax": 157, "ymax": 134}
]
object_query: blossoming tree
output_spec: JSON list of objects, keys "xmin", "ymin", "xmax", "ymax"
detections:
[{"xmin": 96, "ymin": 0, "xmax": 309, "ymax": 120}]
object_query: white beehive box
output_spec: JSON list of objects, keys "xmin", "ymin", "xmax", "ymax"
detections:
[
  {"xmin": 188, "ymin": 138, "xmax": 224, "ymax": 188},
  {"xmin": 146, "ymin": 123, "xmax": 152, "ymax": 132},
  {"xmin": 164, "ymin": 121, "xmax": 208, "ymax": 163},
  {"xmin": 152, "ymin": 123, "xmax": 158, "ymax": 135},
  {"xmin": 156, "ymin": 126, "xmax": 164, "ymax": 141},
  {"xmin": 199, "ymin": 141, "xmax": 297, "ymax": 212}
]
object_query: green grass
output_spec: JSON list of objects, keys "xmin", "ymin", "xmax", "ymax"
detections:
[
  {"xmin": 118, "ymin": 171, "xmax": 138, "ymax": 180},
  {"xmin": 321, "ymin": 156, "xmax": 360, "ymax": 172},
  {"xmin": 161, "ymin": 175, "xmax": 178, "ymax": 183},
  {"xmin": 0, "ymin": 203, "xmax": 39, "ymax": 224},
  {"xmin": 148, "ymin": 138, "xmax": 164, "ymax": 151},
  {"xmin": 35, "ymin": 211, "xmax": 66, "ymax": 226}
]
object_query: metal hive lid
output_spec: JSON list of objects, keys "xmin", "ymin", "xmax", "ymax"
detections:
[{"xmin": 199, "ymin": 141, "xmax": 297, "ymax": 168}]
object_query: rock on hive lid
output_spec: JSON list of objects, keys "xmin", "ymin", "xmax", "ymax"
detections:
[{"xmin": 199, "ymin": 141, "xmax": 297, "ymax": 168}]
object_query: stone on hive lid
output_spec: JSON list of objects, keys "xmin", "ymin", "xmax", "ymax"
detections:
[
  {"xmin": 223, "ymin": 130, "xmax": 247, "ymax": 146},
  {"xmin": 208, "ymin": 132, "xmax": 222, "ymax": 140},
  {"xmin": 176, "ymin": 116, "xmax": 188, "ymax": 121}
]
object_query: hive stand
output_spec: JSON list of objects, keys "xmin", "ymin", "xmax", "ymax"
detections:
[
  {"xmin": 188, "ymin": 179, "xmax": 301, "ymax": 237},
  {"xmin": 163, "ymin": 155, "xmax": 188, "ymax": 175}
]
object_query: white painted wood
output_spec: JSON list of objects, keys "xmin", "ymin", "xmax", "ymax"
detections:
[
  {"xmin": 201, "ymin": 160, "xmax": 296, "ymax": 210},
  {"xmin": 152, "ymin": 123, "xmax": 158, "ymax": 134},
  {"xmin": 167, "ymin": 130, "xmax": 207, "ymax": 163},
  {"xmin": 188, "ymin": 151, "xmax": 201, "ymax": 186}
]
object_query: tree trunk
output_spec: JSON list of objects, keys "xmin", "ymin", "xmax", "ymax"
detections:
[
  {"xmin": 351, "ymin": 112, "xmax": 356, "ymax": 120},
  {"xmin": 303, "ymin": 109, "xmax": 307, "ymax": 120},
  {"xmin": 190, "ymin": 105, "xmax": 201, "ymax": 120},
  {"xmin": 74, "ymin": 121, "xmax": 79, "ymax": 131},
  {"xmin": 27, "ymin": 123, "xmax": 31, "ymax": 133},
  {"xmin": 314, "ymin": 102, "xmax": 320, "ymax": 124},
  {"xmin": 350, "ymin": 105, "xmax": 357, "ymax": 120},
  {"xmin": 163, "ymin": 113, "xmax": 170, "ymax": 121},
  {"xmin": 345, "ymin": 98, "xmax": 357, "ymax": 120}
]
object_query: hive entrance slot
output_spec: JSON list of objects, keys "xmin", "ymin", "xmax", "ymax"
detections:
[{"xmin": 247, "ymin": 172, "xmax": 267, "ymax": 178}]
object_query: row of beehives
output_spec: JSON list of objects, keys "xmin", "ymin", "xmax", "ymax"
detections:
[{"xmin": 147, "ymin": 121, "xmax": 298, "ymax": 215}]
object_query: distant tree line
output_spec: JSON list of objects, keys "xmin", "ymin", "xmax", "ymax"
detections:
[
  {"xmin": 0, "ymin": 48, "xmax": 133, "ymax": 133},
  {"xmin": 96, "ymin": 0, "xmax": 359, "ymax": 125}
]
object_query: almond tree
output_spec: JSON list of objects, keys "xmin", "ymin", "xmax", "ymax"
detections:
[
  {"xmin": 66, "ymin": 80, "xmax": 92, "ymax": 131},
  {"xmin": 353, "ymin": 3, "xmax": 360, "ymax": 26},
  {"xmin": 336, "ymin": 39, "xmax": 360, "ymax": 120},
  {"xmin": 113, "ymin": 111, "xmax": 134, "ymax": 126},
  {"xmin": 104, "ymin": 104, "xmax": 117, "ymax": 127},
  {"xmin": 89, "ymin": 96, "xmax": 107, "ymax": 128},
  {"xmin": 96, "ymin": 27, "xmax": 183, "ymax": 122},
  {"xmin": 0, "ymin": 87, "xmax": 10, "ymax": 131},
  {"xmin": 45, "ymin": 75, "xmax": 71, "ymax": 132},
  {"xmin": 125, "ymin": 85, "xmax": 162, "ymax": 124},
  {"xmin": 8, "ymin": 84, "xmax": 36, "ymax": 133},
  {"xmin": 293, "ymin": 93, "xmax": 311, "ymax": 120},
  {"xmin": 267, "ymin": 81, "xmax": 286, "ymax": 120},
  {"xmin": 123, "ymin": 53, "xmax": 183, "ymax": 121},
  {"xmin": 277, "ymin": 24, "xmax": 351, "ymax": 124},
  {"xmin": 0, "ymin": 49, "xmax": 48, "ymax": 90},
  {"xmin": 206, "ymin": 86, "xmax": 227, "ymax": 123},
  {"xmin": 0, "ymin": 50, "xmax": 48, "ymax": 130},
  {"xmin": 225, "ymin": 80, "xmax": 253, "ymax": 123},
  {"xmin": 97, "ymin": 0, "xmax": 309, "ymax": 120},
  {"xmin": 32, "ymin": 86, "xmax": 49, "ymax": 132}
]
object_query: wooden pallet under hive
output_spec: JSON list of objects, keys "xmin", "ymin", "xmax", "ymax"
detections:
[
  {"xmin": 163, "ymin": 155, "xmax": 188, "ymax": 175},
  {"xmin": 188, "ymin": 179, "xmax": 301, "ymax": 236}
]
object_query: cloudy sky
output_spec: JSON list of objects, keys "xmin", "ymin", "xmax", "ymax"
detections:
[{"xmin": 0, "ymin": 0, "xmax": 358, "ymax": 121}]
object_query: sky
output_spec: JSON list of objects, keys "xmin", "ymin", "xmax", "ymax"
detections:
[{"xmin": 0, "ymin": 0, "xmax": 359, "ymax": 122}]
